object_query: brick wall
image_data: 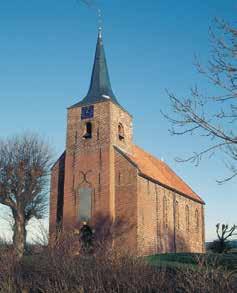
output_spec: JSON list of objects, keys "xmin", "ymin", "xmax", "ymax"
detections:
[
  {"xmin": 114, "ymin": 148, "xmax": 138, "ymax": 253},
  {"xmin": 137, "ymin": 176, "xmax": 205, "ymax": 255},
  {"xmin": 174, "ymin": 192, "xmax": 205, "ymax": 253},
  {"xmin": 49, "ymin": 152, "xmax": 65, "ymax": 235}
]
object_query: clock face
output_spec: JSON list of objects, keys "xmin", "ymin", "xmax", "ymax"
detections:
[{"xmin": 81, "ymin": 105, "xmax": 94, "ymax": 120}]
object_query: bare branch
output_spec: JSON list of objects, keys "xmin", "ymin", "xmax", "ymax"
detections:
[{"xmin": 164, "ymin": 18, "xmax": 237, "ymax": 182}]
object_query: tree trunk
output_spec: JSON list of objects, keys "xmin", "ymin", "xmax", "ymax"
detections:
[{"xmin": 13, "ymin": 213, "xmax": 26, "ymax": 259}]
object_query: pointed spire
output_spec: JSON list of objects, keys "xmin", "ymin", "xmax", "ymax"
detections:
[{"xmin": 72, "ymin": 29, "xmax": 120, "ymax": 108}]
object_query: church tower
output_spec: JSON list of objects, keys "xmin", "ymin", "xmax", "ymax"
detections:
[{"xmin": 61, "ymin": 29, "xmax": 133, "ymax": 230}]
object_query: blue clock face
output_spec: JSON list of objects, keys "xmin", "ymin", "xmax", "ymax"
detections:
[{"xmin": 81, "ymin": 105, "xmax": 94, "ymax": 120}]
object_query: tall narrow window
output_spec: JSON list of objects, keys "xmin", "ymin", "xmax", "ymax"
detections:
[
  {"xmin": 73, "ymin": 131, "xmax": 78, "ymax": 167},
  {"xmin": 195, "ymin": 209, "xmax": 199, "ymax": 232},
  {"xmin": 118, "ymin": 123, "xmax": 124, "ymax": 140},
  {"xmin": 141, "ymin": 210, "xmax": 144, "ymax": 226},
  {"xmin": 98, "ymin": 173, "xmax": 101, "ymax": 192},
  {"xmin": 99, "ymin": 148, "xmax": 102, "ymax": 167},
  {"xmin": 175, "ymin": 200, "xmax": 179, "ymax": 229},
  {"xmin": 83, "ymin": 122, "xmax": 92, "ymax": 139},
  {"xmin": 97, "ymin": 128, "xmax": 100, "ymax": 140},
  {"xmin": 163, "ymin": 196, "xmax": 168, "ymax": 230},
  {"xmin": 77, "ymin": 187, "xmax": 92, "ymax": 222},
  {"xmin": 185, "ymin": 205, "xmax": 190, "ymax": 232},
  {"xmin": 74, "ymin": 131, "xmax": 78, "ymax": 145},
  {"xmin": 98, "ymin": 173, "xmax": 101, "ymax": 185},
  {"xmin": 118, "ymin": 172, "xmax": 121, "ymax": 185}
]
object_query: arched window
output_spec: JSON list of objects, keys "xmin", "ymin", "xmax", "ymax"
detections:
[
  {"xmin": 185, "ymin": 205, "xmax": 190, "ymax": 232},
  {"xmin": 176, "ymin": 200, "xmax": 180, "ymax": 229},
  {"xmin": 163, "ymin": 196, "xmax": 168, "ymax": 230},
  {"xmin": 83, "ymin": 122, "xmax": 92, "ymax": 139},
  {"xmin": 195, "ymin": 209, "xmax": 199, "ymax": 232},
  {"xmin": 118, "ymin": 123, "xmax": 125, "ymax": 140}
]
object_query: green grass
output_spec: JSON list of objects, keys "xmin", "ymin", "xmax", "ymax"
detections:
[
  {"xmin": 146, "ymin": 253, "xmax": 237, "ymax": 271},
  {"xmin": 146, "ymin": 253, "xmax": 198, "ymax": 269}
]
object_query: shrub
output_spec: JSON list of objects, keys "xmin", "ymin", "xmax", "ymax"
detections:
[
  {"xmin": 0, "ymin": 235, "xmax": 237, "ymax": 293},
  {"xmin": 208, "ymin": 239, "xmax": 232, "ymax": 254}
]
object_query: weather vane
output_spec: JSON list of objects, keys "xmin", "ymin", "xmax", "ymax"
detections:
[
  {"xmin": 98, "ymin": 8, "xmax": 103, "ymax": 37},
  {"xmin": 79, "ymin": 1, "xmax": 103, "ymax": 36}
]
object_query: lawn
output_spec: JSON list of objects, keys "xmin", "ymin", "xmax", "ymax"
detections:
[{"xmin": 146, "ymin": 252, "xmax": 237, "ymax": 271}]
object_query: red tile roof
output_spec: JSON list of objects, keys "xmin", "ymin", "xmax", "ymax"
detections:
[{"xmin": 125, "ymin": 145, "xmax": 204, "ymax": 204}]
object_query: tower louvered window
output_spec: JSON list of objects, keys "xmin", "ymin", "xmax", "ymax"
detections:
[
  {"xmin": 118, "ymin": 123, "xmax": 124, "ymax": 140},
  {"xmin": 83, "ymin": 122, "xmax": 92, "ymax": 139}
]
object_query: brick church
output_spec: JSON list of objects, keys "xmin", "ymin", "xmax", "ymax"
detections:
[{"xmin": 49, "ymin": 29, "xmax": 205, "ymax": 255}]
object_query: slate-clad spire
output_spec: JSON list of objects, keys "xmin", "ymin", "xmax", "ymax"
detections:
[{"xmin": 71, "ymin": 29, "xmax": 120, "ymax": 108}]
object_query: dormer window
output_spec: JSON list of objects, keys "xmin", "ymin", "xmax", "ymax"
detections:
[
  {"xmin": 83, "ymin": 122, "xmax": 92, "ymax": 139},
  {"xmin": 118, "ymin": 123, "xmax": 124, "ymax": 141}
]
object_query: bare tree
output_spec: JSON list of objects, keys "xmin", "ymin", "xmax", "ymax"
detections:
[
  {"xmin": 164, "ymin": 18, "xmax": 237, "ymax": 183},
  {"xmin": 217, "ymin": 223, "xmax": 237, "ymax": 241},
  {"xmin": 209, "ymin": 223, "xmax": 237, "ymax": 253},
  {"xmin": 0, "ymin": 134, "xmax": 52, "ymax": 259}
]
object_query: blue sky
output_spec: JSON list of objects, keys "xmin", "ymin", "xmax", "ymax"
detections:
[{"xmin": 0, "ymin": 0, "xmax": 236, "ymax": 241}]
